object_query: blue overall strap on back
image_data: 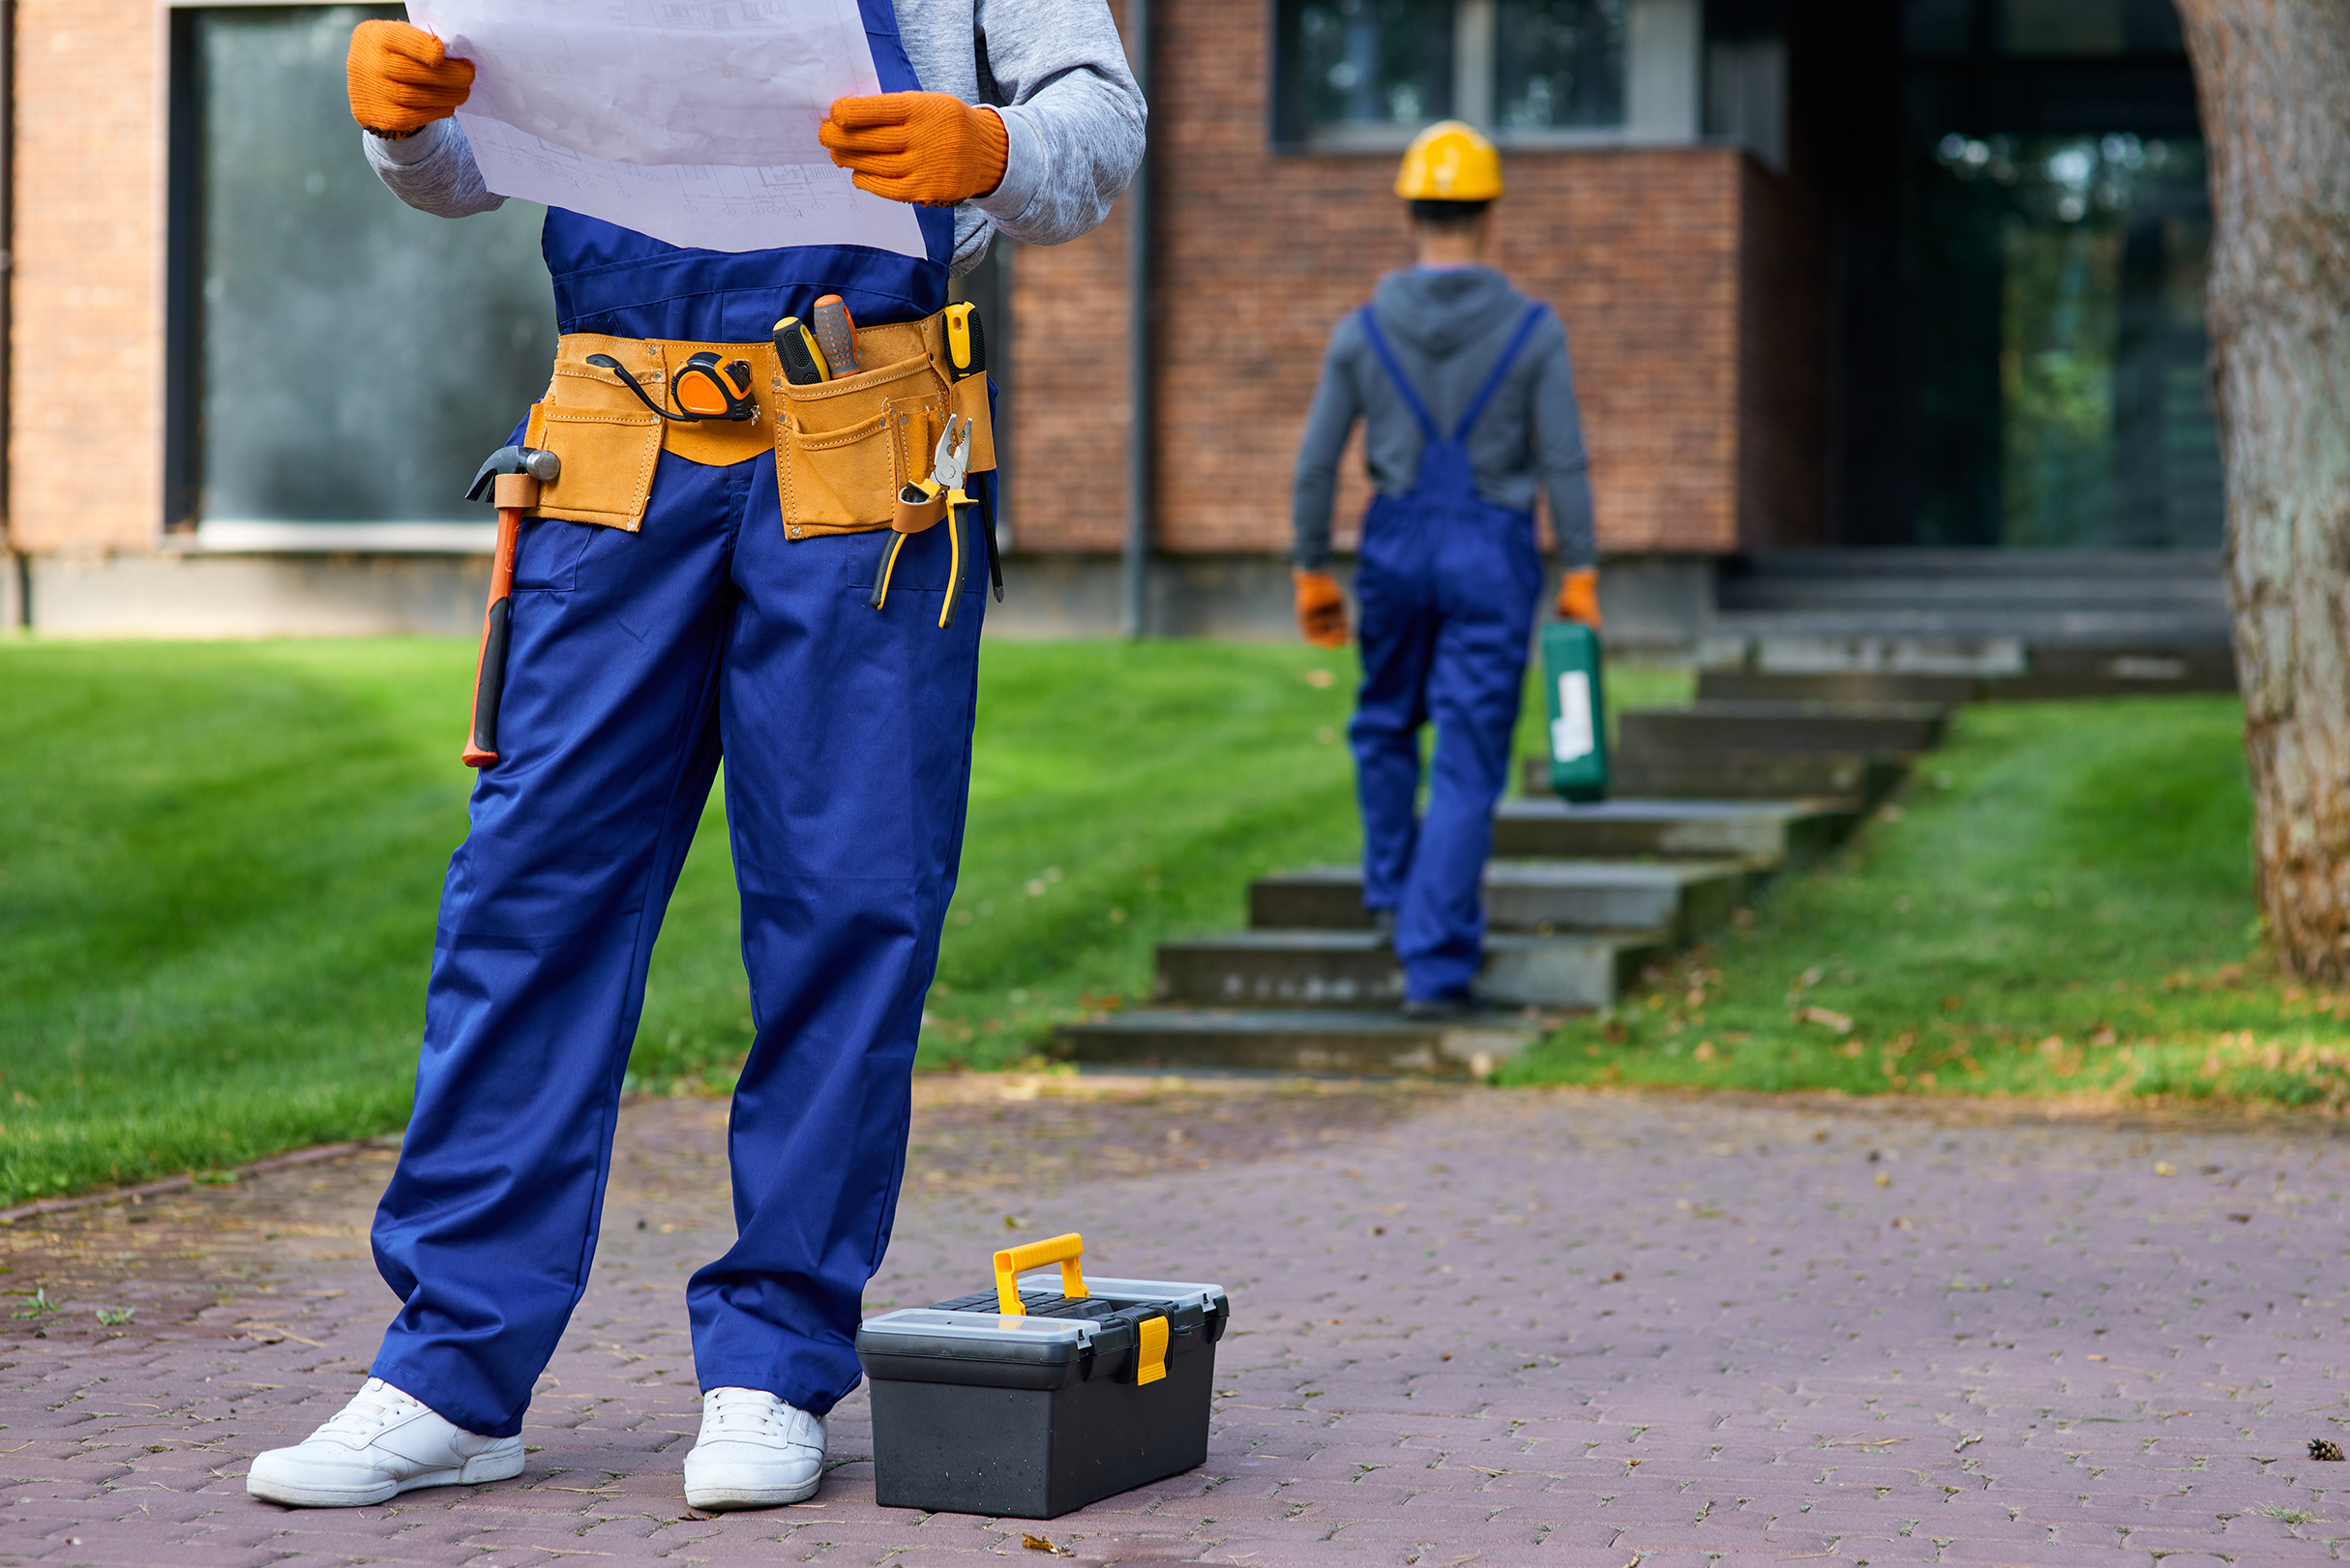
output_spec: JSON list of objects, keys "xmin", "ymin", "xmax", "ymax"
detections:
[
  {"xmin": 1451, "ymin": 302, "xmax": 1551, "ymax": 443},
  {"xmin": 1356, "ymin": 306, "xmax": 1441, "ymax": 445}
]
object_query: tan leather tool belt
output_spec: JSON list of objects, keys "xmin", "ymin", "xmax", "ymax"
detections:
[{"xmin": 517, "ymin": 306, "xmax": 996, "ymax": 540}]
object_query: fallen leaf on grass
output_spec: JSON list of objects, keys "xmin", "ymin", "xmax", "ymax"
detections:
[{"xmin": 1793, "ymin": 1006, "xmax": 1854, "ymax": 1035}]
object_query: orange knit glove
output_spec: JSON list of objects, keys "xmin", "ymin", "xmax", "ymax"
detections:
[
  {"xmin": 1294, "ymin": 571, "xmax": 1350, "ymax": 650},
  {"xmin": 1555, "ymin": 568, "xmax": 1602, "ymax": 629},
  {"xmin": 347, "ymin": 20, "xmax": 474, "ymax": 138},
  {"xmin": 819, "ymin": 93, "xmax": 1008, "ymax": 206}
]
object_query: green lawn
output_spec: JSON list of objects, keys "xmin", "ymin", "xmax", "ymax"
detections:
[
  {"xmin": 2, "ymin": 636, "xmax": 1698, "ymax": 1206},
  {"xmin": 3, "ymin": 638, "xmax": 2321, "ymax": 1209},
  {"xmin": 1505, "ymin": 695, "xmax": 2350, "ymax": 1109}
]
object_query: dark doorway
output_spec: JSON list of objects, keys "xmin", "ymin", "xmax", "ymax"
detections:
[{"xmin": 1812, "ymin": 0, "xmax": 2215, "ymax": 548}]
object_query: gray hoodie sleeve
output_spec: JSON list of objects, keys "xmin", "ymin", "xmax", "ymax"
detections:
[
  {"xmin": 1532, "ymin": 325, "xmax": 1597, "ymax": 571},
  {"xmin": 967, "ymin": 0, "xmax": 1145, "ymax": 248},
  {"xmin": 1291, "ymin": 316, "xmax": 1365, "ymax": 572},
  {"xmin": 363, "ymin": 120, "xmax": 503, "ymax": 220}
]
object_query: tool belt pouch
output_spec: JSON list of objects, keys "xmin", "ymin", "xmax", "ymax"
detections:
[
  {"xmin": 774, "ymin": 311, "xmax": 996, "ymax": 540},
  {"xmin": 520, "ymin": 340, "xmax": 666, "ymax": 531}
]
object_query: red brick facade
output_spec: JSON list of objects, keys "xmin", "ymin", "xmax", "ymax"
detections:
[
  {"xmin": 2, "ymin": 1, "xmax": 1823, "ymax": 570},
  {"xmin": 1009, "ymin": 3, "xmax": 1827, "ymax": 560}
]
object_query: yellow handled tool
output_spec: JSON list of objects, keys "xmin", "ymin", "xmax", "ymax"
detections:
[
  {"xmin": 869, "ymin": 417, "xmax": 972, "ymax": 628},
  {"xmin": 993, "ymin": 1232, "xmax": 1088, "ymax": 1317}
]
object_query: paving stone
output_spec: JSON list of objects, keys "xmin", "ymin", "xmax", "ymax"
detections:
[{"xmin": 8, "ymin": 1084, "xmax": 2350, "ymax": 1565}]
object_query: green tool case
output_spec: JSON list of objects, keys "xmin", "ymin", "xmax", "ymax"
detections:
[
  {"xmin": 855, "ymin": 1232, "xmax": 1230, "ymax": 1519},
  {"xmin": 1540, "ymin": 619, "xmax": 1610, "ymax": 802}
]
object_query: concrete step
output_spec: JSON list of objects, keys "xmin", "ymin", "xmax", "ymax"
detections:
[
  {"xmin": 1056, "ymin": 1007, "xmax": 1545, "ymax": 1078},
  {"xmin": 1697, "ymin": 670, "xmax": 1982, "ymax": 706},
  {"xmin": 1600, "ymin": 750, "xmax": 1908, "ymax": 805},
  {"xmin": 1250, "ymin": 860, "xmax": 1752, "ymax": 942},
  {"xmin": 1490, "ymin": 796, "xmax": 1859, "ymax": 865},
  {"xmin": 1619, "ymin": 700, "xmax": 1948, "ymax": 756},
  {"xmin": 1991, "ymin": 643, "xmax": 2238, "ymax": 697},
  {"xmin": 1153, "ymin": 928, "xmax": 1670, "ymax": 1011}
]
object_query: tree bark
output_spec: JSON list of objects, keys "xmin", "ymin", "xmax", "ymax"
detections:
[{"xmin": 2176, "ymin": 0, "xmax": 2350, "ymax": 978}]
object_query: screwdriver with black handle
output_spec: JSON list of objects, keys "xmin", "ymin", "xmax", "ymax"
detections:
[{"xmin": 772, "ymin": 315, "xmax": 829, "ymax": 385}]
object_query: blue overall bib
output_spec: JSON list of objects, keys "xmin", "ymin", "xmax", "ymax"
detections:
[
  {"xmin": 367, "ymin": 1, "xmax": 980, "ymax": 1439},
  {"xmin": 1351, "ymin": 302, "xmax": 1550, "ymax": 1003}
]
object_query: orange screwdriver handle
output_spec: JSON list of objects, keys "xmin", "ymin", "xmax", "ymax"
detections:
[{"xmin": 462, "ymin": 505, "xmax": 522, "ymax": 768}]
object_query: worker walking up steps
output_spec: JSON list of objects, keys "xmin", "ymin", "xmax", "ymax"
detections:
[
  {"xmin": 1291, "ymin": 121, "xmax": 1601, "ymax": 1019},
  {"xmin": 245, "ymin": 3, "xmax": 1142, "ymax": 1515}
]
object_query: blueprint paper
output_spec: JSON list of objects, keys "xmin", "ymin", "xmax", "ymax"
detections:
[{"xmin": 405, "ymin": 0, "xmax": 926, "ymax": 258}]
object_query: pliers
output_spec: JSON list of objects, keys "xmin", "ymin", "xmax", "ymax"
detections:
[{"xmin": 871, "ymin": 416, "xmax": 973, "ymax": 629}]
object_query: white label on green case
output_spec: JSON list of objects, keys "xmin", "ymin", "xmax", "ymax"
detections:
[{"xmin": 1551, "ymin": 671, "xmax": 1594, "ymax": 762}]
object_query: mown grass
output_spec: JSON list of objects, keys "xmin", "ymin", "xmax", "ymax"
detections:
[
  {"xmin": 5, "ymin": 636, "xmax": 2329, "ymax": 1207},
  {"xmin": 1503, "ymin": 695, "xmax": 2350, "ymax": 1109},
  {"xmin": 0, "ymin": 636, "xmax": 1698, "ymax": 1205}
]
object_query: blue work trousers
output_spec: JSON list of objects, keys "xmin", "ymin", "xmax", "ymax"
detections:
[
  {"xmin": 1351, "ymin": 495, "xmax": 1541, "ymax": 1001},
  {"xmin": 369, "ymin": 448, "xmax": 983, "ymax": 1438}
]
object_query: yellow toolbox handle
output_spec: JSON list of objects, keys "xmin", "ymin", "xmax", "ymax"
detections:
[{"xmin": 993, "ymin": 1231, "xmax": 1087, "ymax": 1316}]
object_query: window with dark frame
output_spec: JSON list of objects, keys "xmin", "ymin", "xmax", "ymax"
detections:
[
  {"xmin": 1271, "ymin": 0, "xmax": 1629, "ymax": 150},
  {"xmin": 165, "ymin": 3, "xmax": 556, "ymax": 536}
]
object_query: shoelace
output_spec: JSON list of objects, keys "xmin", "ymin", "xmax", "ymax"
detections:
[
  {"xmin": 311, "ymin": 1377, "xmax": 425, "ymax": 1447},
  {"xmin": 701, "ymin": 1389, "xmax": 817, "ymax": 1447}
]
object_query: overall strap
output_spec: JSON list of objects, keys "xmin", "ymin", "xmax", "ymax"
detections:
[
  {"xmin": 1356, "ymin": 306, "xmax": 1441, "ymax": 445},
  {"xmin": 1452, "ymin": 302, "xmax": 1552, "ymax": 443}
]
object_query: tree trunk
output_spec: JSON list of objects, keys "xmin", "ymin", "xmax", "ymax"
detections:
[{"xmin": 2176, "ymin": 0, "xmax": 2350, "ymax": 978}]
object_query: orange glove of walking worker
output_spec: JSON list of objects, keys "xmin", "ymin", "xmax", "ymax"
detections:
[
  {"xmin": 820, "ymin": 93, "xmax": 1009, "ymax": 206},
  {"xmin": 1555, "ymin": 568, "xmax": 1603, "ymax": 629},
  {"xmin": 1294, "ymin": 571, "xmax": 1350, "ymax": 650},
  {"xmin": 346, "ymin": 20, "xmax": 474, "ymax": 138}
]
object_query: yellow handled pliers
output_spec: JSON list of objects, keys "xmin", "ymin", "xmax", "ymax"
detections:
[{"xmin": 871, "ymin": 416, "xmax": 974, "ymax": 629}]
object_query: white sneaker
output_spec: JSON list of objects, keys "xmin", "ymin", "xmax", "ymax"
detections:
[
  {"xmin": 246, "ymin": 1377, "xmax": 525, "ymax": 1508},
  {"xmin": 682, "ymin": 1387, "xmax": 827, "ymax": 1510}
]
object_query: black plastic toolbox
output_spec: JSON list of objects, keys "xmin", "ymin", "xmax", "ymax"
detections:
[{"xmin": 856, "ymin": 1232, "xmax": 1229, "ymax": 1518}]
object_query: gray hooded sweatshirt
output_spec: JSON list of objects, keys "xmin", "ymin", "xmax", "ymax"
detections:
[{"xmin": 1292, "ymin": 265, "xmax": 1595, "ymax": 572}]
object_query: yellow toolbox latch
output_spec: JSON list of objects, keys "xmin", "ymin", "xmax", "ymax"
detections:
[{"xmin": 1136, "ymin": 1315, "xmax": 1169, "ymax": 1386}]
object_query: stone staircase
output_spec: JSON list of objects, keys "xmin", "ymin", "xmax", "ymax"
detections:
[
  {"xmin": 1058, "ymin": 684, "xmax": 1938, "ymax": 1077},
  {"xmin": 1701, "ymin": 550, "xmax": 2237, "ymax": 695}
]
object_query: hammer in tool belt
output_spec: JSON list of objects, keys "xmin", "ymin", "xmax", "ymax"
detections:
[{"xmin": 461, "ymin": 444, "xmax": 560, "ymax": 768}]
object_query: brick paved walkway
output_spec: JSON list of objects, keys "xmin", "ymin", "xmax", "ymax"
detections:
[{"xmin": 4, "ymin": 1079, "xmax": 2346, "ymax": 1566}]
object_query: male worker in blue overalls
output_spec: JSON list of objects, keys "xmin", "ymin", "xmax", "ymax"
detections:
[
  {"xmin": 246, "ymin": 5, "xmax": 1142, "ymax": 1513},
  {"xmin": 1290, "ymin": 121, "xmax": 1600, "ymax": 1018}
]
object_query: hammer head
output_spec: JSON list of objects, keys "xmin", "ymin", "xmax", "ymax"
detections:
[{"xmin": 465, "ymin": 445, "xmax": 561, "ymax": 502}]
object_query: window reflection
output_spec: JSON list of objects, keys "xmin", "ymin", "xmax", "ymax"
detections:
[
  {"xmin": 1273, "ymin": 0, "xmax": 1627, "ymax": 146},
  {"xmin": 1496, "ymin": 0, "xmax": 1626, "ymax": 131},
  {"xmin": 184, "ymin": 4, "xmax": 555, "ymax": 527}
]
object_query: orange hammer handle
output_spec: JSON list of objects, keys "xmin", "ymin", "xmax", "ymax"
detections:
[{"xmin": 461, "ymin": 506, "xmax": 522, "ymax": 768}]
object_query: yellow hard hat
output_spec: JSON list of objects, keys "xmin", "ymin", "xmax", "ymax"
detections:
[{"xmin": 1395, "ymin": 120, "xmax": 1503, "ymax": 202}]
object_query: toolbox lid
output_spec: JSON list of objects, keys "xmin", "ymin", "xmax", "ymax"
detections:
[
  {"xmin": 1021, "ymin": 1273, "xmax": 1229, "ymax": 1317},
  {"xmin": 859, "ymin": 1308, "xmax": 1102, "ymax": 1355}
]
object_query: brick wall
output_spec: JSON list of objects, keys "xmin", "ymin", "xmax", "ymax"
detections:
[
  {"xmin": 10, "ymin": 0, "xmax": 160, "ymax": 552},
  {"xmin": 4, "ymin": 0, "xmax": 1825, "ymax": 566},
  {"xmin": 1009, "ymin": 0, "xmax": 1829, "ymax": 560}
]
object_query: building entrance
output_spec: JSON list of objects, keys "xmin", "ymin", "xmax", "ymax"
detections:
[{"xmin": 1825, "ymin": 0, "xmax": 2216, "ymax": 550}]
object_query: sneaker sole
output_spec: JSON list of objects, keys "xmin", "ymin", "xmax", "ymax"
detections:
[
  {"xmin": 246, "ymin": 1440, "xmax": 525, "ymax": 1508},
  {"xmin": 684, "ymin": 1475, "xmax": 821, "ymax": 1511}
]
